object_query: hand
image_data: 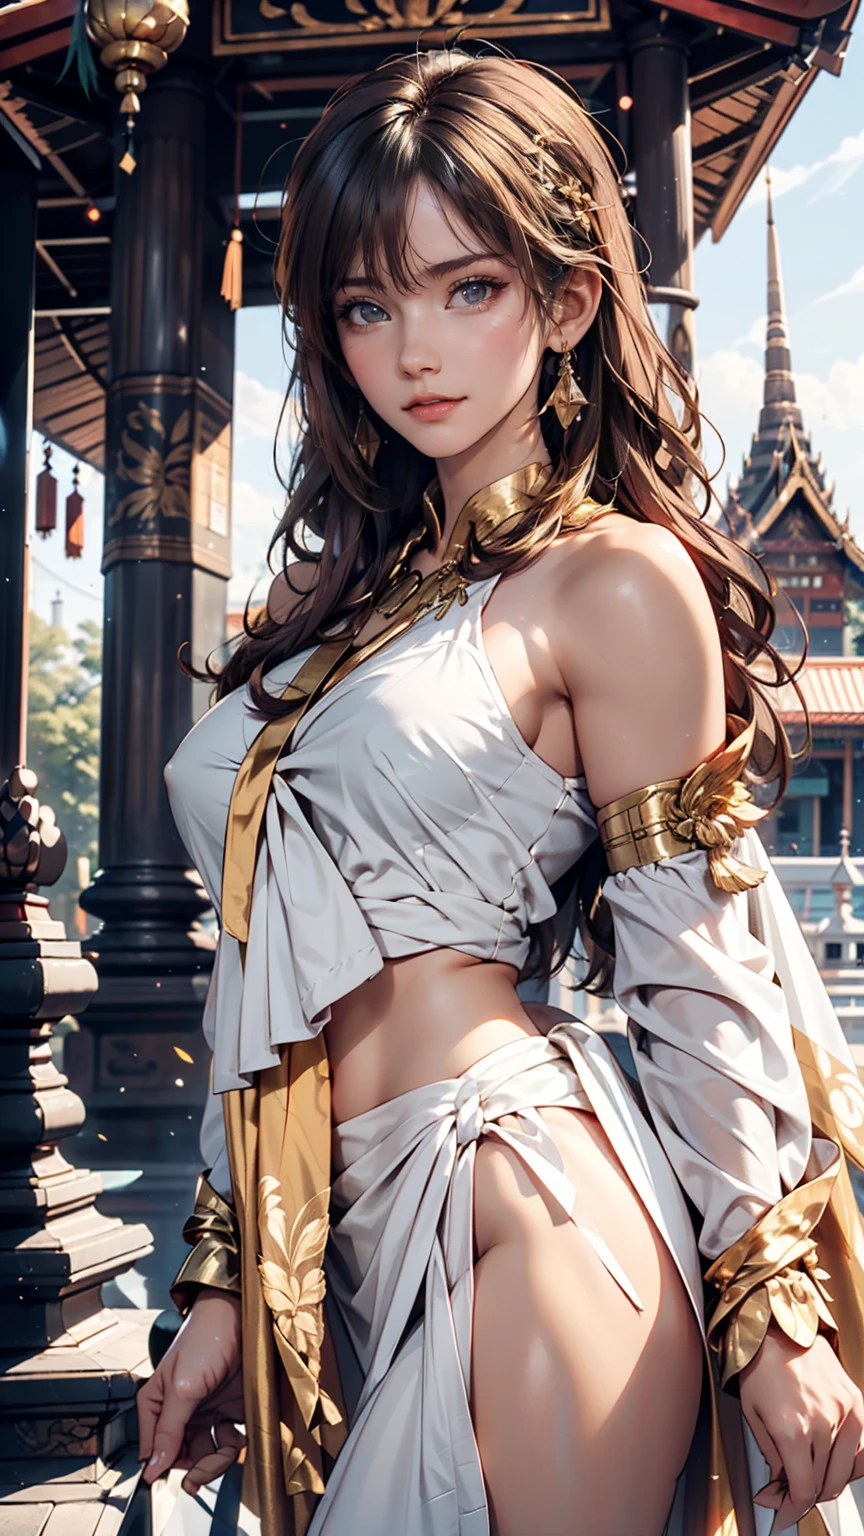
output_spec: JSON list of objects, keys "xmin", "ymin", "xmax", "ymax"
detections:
[
  {"xmin": 137, "ymin": 1289, "xmax": 245, "ymax": 1497},
  {"xmin": 740, "ymin": 1323, "xmax": 864, "ymax": 1532}
]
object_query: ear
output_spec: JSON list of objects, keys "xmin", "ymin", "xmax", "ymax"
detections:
[{"xmin": 548, "ymin": 265, "xmax": 602, "ymax": 353}]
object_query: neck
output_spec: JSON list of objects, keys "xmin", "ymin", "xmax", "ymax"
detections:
[{"xmin": 432, "ymin": 387, "xmax": 550, "ymax": 548}]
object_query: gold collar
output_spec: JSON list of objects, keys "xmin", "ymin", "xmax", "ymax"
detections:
[
  {"xmin": 422, "ymin": 460, "xmax": 554, "ymax": 560},
  {"xmin": 376, "ymin": 461, "xmax": 553, "ymax": 621}
]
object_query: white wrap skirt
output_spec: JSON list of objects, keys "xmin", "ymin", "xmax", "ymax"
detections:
[{"xmin": 309, "ymin": 1020, "xmax": 704, "ymax": 1536}]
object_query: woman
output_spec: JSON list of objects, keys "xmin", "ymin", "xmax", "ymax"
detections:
[{"xmin": 138, "ymin": 49, "xmax": 864, "ymax": 1536}]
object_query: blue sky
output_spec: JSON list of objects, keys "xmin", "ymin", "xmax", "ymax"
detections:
[{"xmin": 29, "ymin": 37, "xmax": 864, "ymax": 634}]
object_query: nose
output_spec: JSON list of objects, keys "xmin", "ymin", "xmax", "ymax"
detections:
[{"xmin": 397, "ymin": 307, "xmax": 442, "ymax": 380}]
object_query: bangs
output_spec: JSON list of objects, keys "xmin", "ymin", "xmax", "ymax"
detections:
[{"xmin": 307, "ymin": 106, "xmax": 570, "ymax": 345}]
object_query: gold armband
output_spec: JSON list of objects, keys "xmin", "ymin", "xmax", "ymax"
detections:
[
  {"xmin": 705, "ymin": 1159, "xmax": 839, "ymax": 1387},
  {"xmin": 596, "ymin": 716, "xmax": 767, "ymax": 894},
  {"xmin": 170, "ymin": 1172, "xmax": 242, "ymax": 1316}
]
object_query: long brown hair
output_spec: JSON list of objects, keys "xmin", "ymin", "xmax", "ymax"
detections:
[{"xmin": 213, "ymin": 47, "xmax": 804, "ymax": 990}]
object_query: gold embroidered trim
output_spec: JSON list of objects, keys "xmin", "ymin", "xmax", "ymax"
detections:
[
  {"xmin": 705, "ymin": 1152, "xmax": 841, "ymax": 1387},
  {"xmin": 170, "ymin": 1172, "xmax": 242, "ymax": 1315},
  {"xmin": 597, "ymin": 716, "xmax": 768, "ymax": 894}
]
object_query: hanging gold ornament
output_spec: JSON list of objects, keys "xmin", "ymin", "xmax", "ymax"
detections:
[
  {"xmin": 542, "ymin": 348, "xmax": 588, "ymax": 430},
  {"xmin": 86, "ymin": 0, "xmax": 189, "ymax": 173},
  {"xmin": 353, "ymin": 402, "xmax": 381, "ymax": 468}
]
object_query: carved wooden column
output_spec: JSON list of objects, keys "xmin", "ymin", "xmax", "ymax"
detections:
[
  {"xmin": 0, "ymin": 122, "xmax": 156, "ymax": 1531},
  {"xmin": 0, "ymin": 121, "xmax": 37, "ymax": 781},
  {"xmin": 72, "ymin": 70, "xmax": 234, "ymax": 1301},
  {"xmin": 629, "ymin": 25, "xmax": 698, "ymax": 374}
]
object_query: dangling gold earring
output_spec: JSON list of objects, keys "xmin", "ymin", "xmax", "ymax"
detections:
[
  {"xmin": 543, "ymin": 347, "xmax": 587, "ymax": 430},
  {"xmin": 354, "ymin": 400, "xmax": 381, "ymax": 467}
]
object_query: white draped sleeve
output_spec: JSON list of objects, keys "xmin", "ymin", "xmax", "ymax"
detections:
[{"xmin": 603, "ymin": 845, "xmax": 813, "ymax": 1260}]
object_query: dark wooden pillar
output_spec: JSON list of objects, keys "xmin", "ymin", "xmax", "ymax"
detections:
[
  {"xmin": 629, "ymin": 27, "xmax": 698, "ymax": 374},
  {"xmin": 72, "ymin": 72, "xmax": 234, "ymax": 1301},
  {"xmin": 0, "ymin": 124, "xmax": 155, "ymax": 1527},
  {"xmin": 0, "ymin": 121, "xmax": 37, "ymax": 781}
]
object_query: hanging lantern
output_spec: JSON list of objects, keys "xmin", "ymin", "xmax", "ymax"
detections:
[
  {"xmin": 86, "ymin": 0, "xmax": 189, "ymax": 173},
  {"xmin": 65, "ymin": 464, "xmax": 84, "ymax": 559},
  {"xmin": 35, "ymin": 443, "xmax": 57, "ymax": 538}
]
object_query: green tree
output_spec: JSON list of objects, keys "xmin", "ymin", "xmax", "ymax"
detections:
[{"xmin": 26, "ymin": 614, "xmax": 101, "ymax": 930}]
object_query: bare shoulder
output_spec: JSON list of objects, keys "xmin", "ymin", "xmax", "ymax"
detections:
[
  {"xmin": 267, "ymin": 559, "xmax": 319, "ymax": 624},
  {"xmin": 549, "ymin": 512, "xmax": 727, "ymax": 805}
]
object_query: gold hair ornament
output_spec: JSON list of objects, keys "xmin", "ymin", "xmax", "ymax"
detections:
[
  {"xmin": 597, "ymin": 716, "xmax": 768, "ymax": 894},
  {"xmin": 529, "ymin": 134, "xmax": 595, "ymax": 235}
]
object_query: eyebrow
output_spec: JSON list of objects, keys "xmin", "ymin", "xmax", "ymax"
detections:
[{"xmin": 337, "ymin": 252, "xmax": 502, "ymax": 292}]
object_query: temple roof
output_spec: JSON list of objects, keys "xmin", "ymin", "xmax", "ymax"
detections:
[
  {"xmin": 723, "ymin": 173, "xmax": 864, "ymax": 571},
  {"xmin": 775, "ymin": 658, "xmax": 864, "ymax": 724}
]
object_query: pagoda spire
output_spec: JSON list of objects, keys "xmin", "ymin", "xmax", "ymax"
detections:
[{"xmin": 759, "ymin": 168, "xmax": 803, "ymax": 437}]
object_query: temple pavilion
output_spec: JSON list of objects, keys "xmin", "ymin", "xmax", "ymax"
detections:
[{"xmin": 722, "ymin": 181, "xmax": 864, "ymax": 861}]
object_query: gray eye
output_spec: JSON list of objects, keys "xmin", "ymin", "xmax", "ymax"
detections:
[
  {"xmin": 351, "ymin": 301, "xmax": 388, "ymax": 325},
  {"xmin": 460, "ymin": 282, "xmax": 490, "ymax": 305}
]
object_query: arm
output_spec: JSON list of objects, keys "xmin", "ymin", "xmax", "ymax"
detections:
[{"xmin": 553, "ymin": 517, "xmax": 864, "ymax": 1524}]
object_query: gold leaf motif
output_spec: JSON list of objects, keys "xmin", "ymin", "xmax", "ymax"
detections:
[
  {"xmin": 667, "ymin": 719, "xmax": 768, "ymax": 894},
  {"xmin": 109, "ymin": 401, "xmax": 191, "ymax": 527},
  {"xmin": 257, "ymin": 1177, "xmax": 329, "ymax": 1376},
  {"xmin": 283, "ymin": 0, "xmax": 522, "ymax": 35}
]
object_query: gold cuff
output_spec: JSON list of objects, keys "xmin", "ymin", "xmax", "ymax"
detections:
[
  {"xmin": 170, "ymin": 1172, "xmax": 242, "ymax": 1316},
  {"xmin": 705, "ymin": 1157, "xmax": 840, "ymax": 1386},
  {"xmin": 597, "ymin": 715, "xmax": 768, "ymax": 895}
]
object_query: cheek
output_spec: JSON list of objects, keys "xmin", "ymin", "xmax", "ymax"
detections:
[
  {"xmin": 461, "ymin": 305, "xmax": 544, "ymax": 379},
  {"xmin": 339, "ymin": 334, "xmax": 388, "ymax": 400}
]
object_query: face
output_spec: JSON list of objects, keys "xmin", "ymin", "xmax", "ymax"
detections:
[{"xmin": 333, "ymin": 180, "xmax": 556, "ymax": 465}]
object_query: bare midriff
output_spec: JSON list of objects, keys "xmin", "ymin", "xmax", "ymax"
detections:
[{"xmin": 326, "ymin": 948, "xmax": 548, "ymax": 1124}]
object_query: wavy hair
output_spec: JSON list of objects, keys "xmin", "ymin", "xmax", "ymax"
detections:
[{"xmin": 210, "ymin": 47, "xmax": 805, "ymax": 991}]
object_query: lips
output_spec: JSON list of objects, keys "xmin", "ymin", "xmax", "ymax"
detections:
[
  {"xmin": 404, "ymin": 395, "xmax": 460, "ymax": 409},
  {"xmin": 404, "ymin": 395, "xmax": 465, "ymax": 421}
]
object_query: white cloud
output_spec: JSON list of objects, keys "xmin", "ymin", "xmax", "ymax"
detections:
[
  {"xmin": 733, "ymin": 313, "xmax": 767, "ymax": 348},
  {"xmin": 816, "ymin": 264, "xmax": 864, "ymax": 304},
  {"xmin": 229, "ymin": 479, "xmax": 284, "ymax": 610},
  {"xmin": 233, "ymin": 370, "xmax": 302, "ymax": 449},
  {"xmin": 697, "ymin": 348, "xmax": 765, "ymax": 414},
  {"xmin": 742, "ymin": 129, "xmax": 864, "ymax": 212},
  {"xmin": 795, "ymin": 353, "xmax": 864, "ymax": 431}
]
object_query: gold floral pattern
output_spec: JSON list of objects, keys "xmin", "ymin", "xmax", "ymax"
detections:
[
  {"xmin": 258, "ymin": 1176, "xmax": 328, "ymax": 1380},
  {"xmin": 108, "ymin": 399, "xmax": 191, "ymax": 527},
  {"xmin": 262, "ymin": 0, "xmax": 524, "ymax": 34}
]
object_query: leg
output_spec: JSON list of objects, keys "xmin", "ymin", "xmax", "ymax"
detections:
[{"xmin": 471, "ymin": 1106, "xmax": 703, "ymax": 1536}]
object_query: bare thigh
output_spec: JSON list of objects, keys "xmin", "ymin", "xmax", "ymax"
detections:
[{"xmin": 471, "ymin": 1106, "xmax": 703, "ymax": 1536}]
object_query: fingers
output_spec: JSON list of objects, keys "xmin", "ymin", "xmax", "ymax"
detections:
[
  {"xmin": 817, "ymin": 1411, "xmax": 861, "ymax": 1504},
  {"xmin": 749, "ymin": 1408, "xmax": 785, "ymax": 1500},
  {"xmin": 142, "ymin": 1385, "xmax": 203, "ymax": 1485},
  {"xmin": 137, "ymin": 1372, "xmax": 165, "ymax": 1465},
  {"xmin": 181, "ymin": 1422, "xmax": 245, "ymax": 1497}
]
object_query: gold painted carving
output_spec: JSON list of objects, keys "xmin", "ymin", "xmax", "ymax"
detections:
[
  {"xmin": 109, "ymin": 399, "xmax": 191, "ymax": 528},
  {"xmin": 267, "ymin": 0, "xmax": 523, "ymax": 34},
  {"xmin": 215, "ymin": 0, "xmax": 609, "ymax": 53}
]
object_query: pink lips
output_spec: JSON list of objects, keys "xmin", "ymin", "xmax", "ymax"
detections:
[{"xmin": 404, "ymin": 397, "xmax": 464, "ymax": 422}]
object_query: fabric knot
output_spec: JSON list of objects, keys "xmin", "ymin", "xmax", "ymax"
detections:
[{"xmin": 454, "ymin": 1079, "xmax": 484, "ymax": 1145}]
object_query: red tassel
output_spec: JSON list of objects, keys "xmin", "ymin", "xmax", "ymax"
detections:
[
  {"xmin": 35, "ymin": 442, "xmax": 57, "ymax": 537},
  {"xmin": 65, "ymin": 463, "xmax": 84, "ymax": 559}
]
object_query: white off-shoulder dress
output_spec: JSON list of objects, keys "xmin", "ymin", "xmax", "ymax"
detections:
[{"xmin": 166, "ymin": 572, "xmax": 864, "ymax": 1536}]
